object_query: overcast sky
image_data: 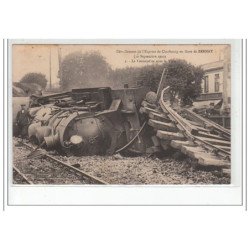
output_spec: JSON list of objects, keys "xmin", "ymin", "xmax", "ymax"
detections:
[{"xmin": 12, "ymin": 44, "xmax": 228, "ymax": 85}]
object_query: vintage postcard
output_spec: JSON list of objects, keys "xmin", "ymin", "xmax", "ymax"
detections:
[{"xmin": 7, "ymin": 40, "xmax": 243, "ymax": 205}]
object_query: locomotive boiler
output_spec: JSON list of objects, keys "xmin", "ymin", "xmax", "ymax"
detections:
[{"xmin": 26, "ymin": 86, "xmax": 151, "ymax": 156}]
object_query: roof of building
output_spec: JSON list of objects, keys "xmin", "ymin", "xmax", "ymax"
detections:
[{"xmin": 201, "ymin": 60, "xmax": 224, "ymax": 71}]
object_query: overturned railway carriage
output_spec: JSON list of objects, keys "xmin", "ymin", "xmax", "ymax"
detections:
[{"xmin": 27, "ymin": 86, "xmax": 150, "ymax": 155}]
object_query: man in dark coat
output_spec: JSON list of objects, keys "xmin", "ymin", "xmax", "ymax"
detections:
[{"xmin": 16, "ymin": 104, "xmax": 32, "ymax": 141}]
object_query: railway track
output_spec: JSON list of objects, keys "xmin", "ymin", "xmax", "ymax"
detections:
[
  {"xmin": 13, "ymin": 166, "xmax": 34, "ymax": 184},
  {"xmin": 13, "ymin": 141, "xmax": 108, "ymax": 185},
  {"xmin": 141, "ymin": 87, "xmax": 231, "ymax": 174}
]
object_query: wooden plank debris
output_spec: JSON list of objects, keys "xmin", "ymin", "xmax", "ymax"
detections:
[
  {"xmin": 144, "ymin": 106, "xmax": 161, "ymax": 114},
  {"xmin": 170, "ymin": 140, "xmax": 195, "ymax": 149},
  {"xmin": 148, "ymin": 119, "xmax": 177, "ymax": 132},
  {"xmin": 197, "ymin": 131, "xmax": 230, "ymax": 141},
  {"xmin": 180, "ymin": 145, "xmax": 207, "ymax": 159},
  {"xmin": 217, "ymin": 146, "xmax": 231, "ymax": 152},
  {"xmin": 148, "ymin": 112, "xmax": 171, "ymax": 122},
  {"xmin": 180, "ymin": 145, "xmax": 205, "ymax": 154},
  {"xmin": 196, "ymin": 136, "xmax": 231, "ymax": 147},
  {"xmin": 141, "ymin": 100, "xmax": 157, "ymax": 109},
  {"xmin": 156, "ymin": 130, "xmax": 185, "ymax": 141},
  {"xmin": 198, "ymin": 157, "xmax": 230, "ymax": 168}
]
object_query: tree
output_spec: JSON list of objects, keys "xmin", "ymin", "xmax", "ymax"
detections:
[
  {"xmin": 134, "ymin": 65, "xmax": 164, "ymax": 91},
  {"xmin": 109, "ymin": 67, "xmax": 142, "ymax": 88},
  {"xmin": 59, "ymin": 51, "xmax": 111, "ymax": 89},
  {"xmin": 108, "ymin": 65, "xmax": 164, "ymax": 90},
  {"xmin": 108, "ymin": 59, "xmax": 204, "ymax": 106},
  {"xmin": 20, "ymin": 72, "xmax": 47, "ymax": 89},
  {"xmin": 163, "ymin": 59, "xmax": 204, "ymax": 105}
]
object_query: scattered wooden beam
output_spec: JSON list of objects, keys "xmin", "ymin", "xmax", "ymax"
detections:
[
  {"xmin": 180, "ymin": 145, "xmax": 205, "ymax": 154},
  {"xmin": 198, "ymin": 157, "xmax": 230, "ymax": 168},
  {"xmin": 217, "ymin": 146, "xmax": 231, "ymax": 152},
  {"xmin": 148, "ymin": 119, "xmax": 177, "ymax": 132},
  {"xmin": 156, "ymin": 130, "xmax": 185, "ymax": 141},
  {"xmin": 180, "ymin": 145, "xmax": 207, "ymax": 159},
  {"xmin": 144, "ymin": 106, "xmax": 161, "ymax": 114},
  {"xmin": 189, "ymin": 125, "xmax": 211, "ymax": 134},
  {"xmin": 197, "ymin": 131, "xmax": 230, "ymax": 141},
  {"xmin": 170, "ymin": 140, "xmax": 195, "ymax": 150},
  {"xmin": 196, "ymin": 136, "xmax": 231, "ymax": 147},
  {"xmin": 141, "ymin": 100, "xmax": 157, "ymax": 109},
  {"xmin": 148, "ymin": 112, "xmax": 171, "ymax": 122}
]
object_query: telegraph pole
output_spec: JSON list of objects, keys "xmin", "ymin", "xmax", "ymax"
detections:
[
  {"xmin": 58, "ymin": 46, "xmax": 62, "ymax": 82},
  {"xmin": 49, "ymin": 47, "xmax": 52, "ymax": 90}
]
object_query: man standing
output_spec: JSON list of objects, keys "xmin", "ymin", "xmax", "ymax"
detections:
[{"xmin": 16, "ymin": 104, "xmax": 32, "ymax": 141}]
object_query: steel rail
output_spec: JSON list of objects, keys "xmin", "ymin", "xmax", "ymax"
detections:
[
  {"xmin": 13, "ymin": 166, "xmax": 34, "ymax": 184},
  {"xmin": 21, "ymin": 142, "xmax": 108, "ymax": 185},
  {"xmin": 159, "ymin": 88, "xmax": 230, "ymax": 158},
  {"xmin": 183, "ymin": 108, "xmax": 230, "ymax": 139}
]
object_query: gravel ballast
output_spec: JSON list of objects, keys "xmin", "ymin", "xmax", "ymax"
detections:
[{"xmin": 13, "ymin": 138, "xmax": 230, "ymax": 185}]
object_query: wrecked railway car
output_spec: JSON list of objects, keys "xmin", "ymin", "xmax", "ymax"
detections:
[
  {"xmin": 13, "ymin": 82, "xmax": 231, "ymax": 171},
  {"xmin": 25, "ymin": 86, "xmax": 152, "ymax": 156}
]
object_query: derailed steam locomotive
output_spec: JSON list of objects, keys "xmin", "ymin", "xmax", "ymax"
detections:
[
  {"xmin": 26, "ymin": 86, "xmax": 153, "ymax": 156},
  {"xmin": 14, "ymin": 83, "xmax": 231, "ymax": 170}
]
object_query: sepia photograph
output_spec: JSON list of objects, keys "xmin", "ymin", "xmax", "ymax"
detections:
[
  {"xmin": 1, "ymin": 1, "xmax": 249, "ymax": 250},
  {"xmin": 11, "ymin": 42, "xmax": 232, "ymax": 185}
]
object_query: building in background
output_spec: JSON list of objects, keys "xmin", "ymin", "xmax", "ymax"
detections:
[
  {"xmin": 193, "ymin": 45, "xmax": 231, "ymax": 128},
  {"xmin": 195, "ymin": 45, "xmax": 231, "ymax": 113}
]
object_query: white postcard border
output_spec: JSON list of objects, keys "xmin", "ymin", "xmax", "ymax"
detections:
[{"xmin": 7, "ymin": 39, "xmax": 243, "ymax": 205}]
